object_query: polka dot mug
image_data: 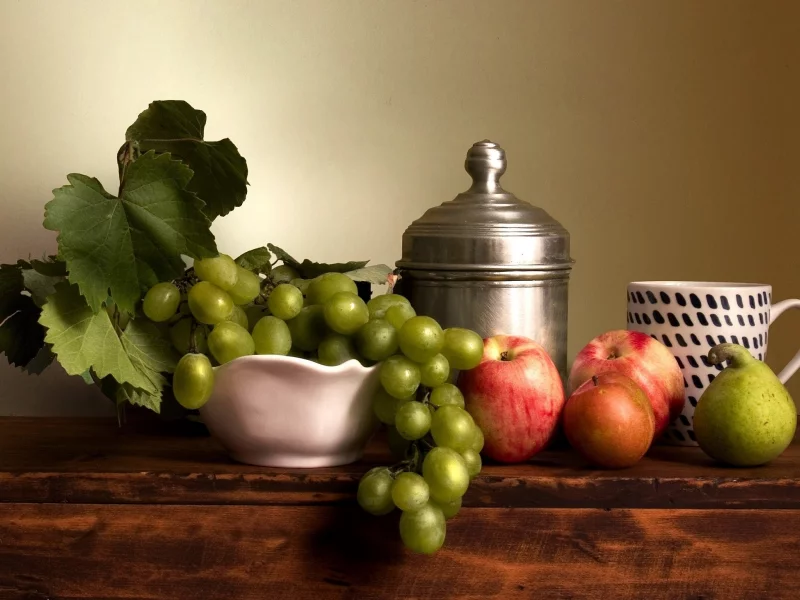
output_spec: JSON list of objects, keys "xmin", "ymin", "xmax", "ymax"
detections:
[{"xmin": 627, "ymin": 281, "xmax": 800, "ymax": 446}]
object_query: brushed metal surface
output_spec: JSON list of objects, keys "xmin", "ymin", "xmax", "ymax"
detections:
[
  {"xmin": 394, "ymin": 271, "xmax": 570, "ymax": 380},
  {"xmin": 395, "ymin": 140, "xmax": 574, "ymax": 376},
  {"xmin": 397, "ymin": 141, "xmax": 572, "ymax": 271}
]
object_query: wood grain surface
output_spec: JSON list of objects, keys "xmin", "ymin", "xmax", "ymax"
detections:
[
  {"xmin": 1, "ymin": 503, "xmax": 798, "ymax": 600},
  {"xmin": 2, "ymin": 418, "xmax": 800, "ymax": 509}
]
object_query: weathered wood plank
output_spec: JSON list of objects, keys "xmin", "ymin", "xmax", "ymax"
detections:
[
  {"xmin": 2, "ymin": 418, "xmax": 800, "ymax": 508},
  {"xmin": 0, "ymin": 504, "xmax": 797, "ymax": 600}
]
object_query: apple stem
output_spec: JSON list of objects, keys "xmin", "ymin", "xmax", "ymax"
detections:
[{"xmin": 592, "ymin": 375, "xmax": 599, "ymax": 387}]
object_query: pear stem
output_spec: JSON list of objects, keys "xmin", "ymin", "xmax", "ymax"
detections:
[{"xmin": 708, "ymin": 343, "xmax": 754, "ymax": 368}]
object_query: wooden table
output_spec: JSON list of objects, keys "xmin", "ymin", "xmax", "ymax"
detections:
[{"xmin": 1, "ymin": 417, "xmax": 799, "ymax": 599}]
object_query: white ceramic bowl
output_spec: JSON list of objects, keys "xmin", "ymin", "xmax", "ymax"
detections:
[{"xmin": 199, "ymin": 355, "xmax": 381, "ymax": 468}]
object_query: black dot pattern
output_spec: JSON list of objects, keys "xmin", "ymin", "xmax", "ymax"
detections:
[{"xmin": 627, "ymin": 285, "xmax": 773, "ymax": 447}]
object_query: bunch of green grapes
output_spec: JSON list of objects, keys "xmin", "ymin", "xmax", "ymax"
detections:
[
  {"xmin": 356, "ymin": 299, "xmax": 485, "ymax": 555},
  {"xmin": 143, "ymin": 255, "xmax": 486, "ymax": 555},
  {"xmin": 141, "ymin": 254, "xmax": 266, "ymax": 409}
]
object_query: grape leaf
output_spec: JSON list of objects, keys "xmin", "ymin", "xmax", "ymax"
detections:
[
  {"xmin": 235, "ymin": 247, "xmax": 272, "ymax": 273},
  {"xmin": 296, "ymin": 259, "xmax": 370, "ymax": 279},
  {"xmin": 120, "ymin": 318, "xmax": 179, "ymax": 383},
  {"xmin": 125, "ymin": 100, "xmax": 249, "ymax": 220},
  {"xmin": 80, "ymin": 369, "xmax": 94, "ymax": 385},
  {"xmin": 0, "ymin": 262, "xmax": 25, "ymax": 321},
  {"xmin": 22, "ymin": 268, "xmax": 63, "ymax": 307},
  {"xmin": 0, "ymin": 262, "xmax": 47, "ymax": 367},
  {"xmin": 266, "ymin": 244, "xmax": 300, "ymax": 268},
  {"xmin": 344, "ymin": 264, "xmax": 393, "ymax": 285},
  {"xmin": 43, "ymin": 151, "xmax": 217, "ymax": 313},
  {"xmin": 23, "ymin": 346, "xmax": 55, "ymax": 375},
  {"xmin": 0, "ymin": 296, "xmax": 45, "ymax": 367},
  {"xmin": 30, "ymin": 257, "xmax": 67, "ymax": 277},
  {"xmin": 101, "ymin": 378, "xmax": 163, "ymax": 413},
  {"xmin": 40, "ymin": 283, "xmax": 165, "ymax": 394}
]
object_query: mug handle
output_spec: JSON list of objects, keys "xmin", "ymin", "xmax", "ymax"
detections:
[{"xmin": 771, "ymin": 299, "xmax": 800, "ymax": 384}]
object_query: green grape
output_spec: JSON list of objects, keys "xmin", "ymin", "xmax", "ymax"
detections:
[
  {"xmin": 178, "ymin": 299, "xmax": 191, "ymax": 316},
  {"xmin": 388, "ymin": 426, "xmax": 411, "ymax": 460},
  {"xmin": 188, "ymin": 281, "xmax": 234, "ymax": 325},
  {"xmin": 470, "ymin": 424, "xmax": 485, "ymax": 453},
  {"xmin": 441, "ymin": 327, "xmax": 484, "ymax": 371},
  {"xmin": 318, "ymin": 333, "xmax": 359, "ymax": 366},
  {"xmin": 430, "ymin": 405, "xmax": 475, "ymax": 452},
  {"xmin": 290, "ymin": 278, "xmax": 311, "ymax": 296},
  {"xmin": 391, "ymin": 472, "xmax": 430, "ymax": 512},
  {"xmin": 245, "ymin": 305, "xmax": 270, "ymax": 331},
  {"xmin": 399, "ymin": 503, "xmax": 446, "ymax": 555},
  {"xmin": 419, "ymin": 354, "xmax": 450, "ymax": 388},
  {"xmin": 398, "ymin": 316, "xmax": 444, "ymax": 363},
  {"xmin": 355, "ymin": 318, "xmax": 398, "ymax": 362},
  {"xmin": 357, "ymin": 466, "xmax": 395, "ymax": 516},
  {"xmin": 267, "ymin": 283, "xmax": 303, "ymax": 321},
  {"xmin": 223, "ymin": 304, "xmax": 249, "ymax": 329},
  {"xmin": 193, "ymin": 254, "xmax": 238, "ymax": 291},
  {"xmin": 287, "ymin": 348, "xmax": 307, "ymax": 359},
  {"xmin": 173, "ymin": 353, "xmax": 215, "ymax": 409},
  {"xmin": 395, "ymin": 401, "xmax": 431, "ymax": 440},
  {"xmin": 422, "ymin": 447, "xmax": 469, "ymax": 503},
  {"xmin": 323, "ymin": 291, "xmax": 369, "ymax": 335},
  {"xmin": 379, "ymin": 355, "xmax": 421, "ymax": 399},
  {"xmin": 367, "ymin": 293, "xmax": 411, "ymax": 320},
  {"xmin": 286, "ymin": 305, "xmax": 327, "ymax": 351},
  {"xmin": 306, "ymin": 272, "xmax": 358, "ymax": 305},
  {"xmin": 432, "ymin": 497, "xmax": 462, "ymax": 520},
  {"xmin": 169, "ymin": 318, "xmax": 209, "ymax": 355},
  {"xmin": 142, "ymin": 282, "xmax": 181, "ymax": 322},
  {"xmin": 385, "ymin": 303, "xmax": 416, "ymax": 331},
  {"xmin": 460, "ymin": 449, "xmax": 482, "ymax": 479},
  {"xmin": 228, "ymin": 267, "xmax": 261, "ymax": 305},
  {"xmin": 208, "ymin": 321, "xmax": 255, "ymax": 365},
  {"xmin": 373, "ymin": 387, "xmax": 410, "ymax": 425},
  {"xmin": 271, "ymin": 264, "xmax": 300, "ymax": 283},
  {"xmin": 252, "ymin": 316, "xmax": 292, "ymax": 355},
  {"xmin": 429, "ymin": 383, "xmax": 465, "ymax": 409}
]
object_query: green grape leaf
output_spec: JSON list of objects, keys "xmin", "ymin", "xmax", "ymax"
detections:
[
  {"xmin": 40, "ymin": 283, "xmax": 162, "ymax": 394},
  {"xmin": 43, "ymin": 151, "xmax": 217, "ymax": 313},
  {"xmin": 0, "ymin": 296, "xmax": 46, "ymax": 367},
  {"xmin": 23, "ymin": 346, "xmax": 55, "ymax": 375},
  {"xmin": 235, "ymin": 247, "xmax": 272, "ymax": 273},
  {"xmin": 0, "ymin": 262, "xmax": 47, "ymax": 368},
  {"xmin": 79, "ymin": 369, "xmax": 94, "ymax": 385},
  {"xmin": 22, "ymin": 268, "xmax": 64, "ymax": 307},
  {"xmin": 100, "ymin": 378, "xmax": 162, "ymax": 414},
  {"xmin": 295, "ymin": 259, "xmax": 370, "ymax": 280},
  {"xmin": 266, "ymin": 244, "xmax": 300, "ymax": 268},
  {"xmin": 121, "ymin": 318, "xmax": 179, "ymax": 378},
  {"xmin": 0, "ymin": 262, "xmax": 25, "ymax": 321},
  {"xmin": 29, "ymin": 257, "xmax": 67, "ymax": 277},
  {"xmin": 125, "ymin": 100, "xmax": 249, "ymax": 220},
  {"xmin": 344, "ymin": 264, "xmax": 393, "ymax": 285}
]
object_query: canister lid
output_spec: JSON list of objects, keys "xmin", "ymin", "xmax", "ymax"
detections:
[{"xmin": 396, "ymin": 141, "xmax": 573, "ymax": 272}]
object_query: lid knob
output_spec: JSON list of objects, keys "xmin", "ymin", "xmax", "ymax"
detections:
[{"xmin": 465, "ymin": 140, "xmax": 506, "ymax": 194}]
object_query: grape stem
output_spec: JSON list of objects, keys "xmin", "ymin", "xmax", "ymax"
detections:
[{"xmin": 188, "ymin": 319, "xmax": 199, "ymax": 354}]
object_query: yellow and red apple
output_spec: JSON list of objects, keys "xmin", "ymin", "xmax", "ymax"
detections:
[
  {"xmin": 563, "ymin": 371, "xmax": 655, "ymax": 468},
  {"xmin": 568, "ymin": 330, "xmax": 683, "ymax": 438},
  {"xmin": 459, "ymin": 335, "xmax": 565, "ymax": 463}
]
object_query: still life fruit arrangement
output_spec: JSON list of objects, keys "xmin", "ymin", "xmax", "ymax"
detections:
[{"xmin": 0, "ymin": 100, "xmax": 796, "ymax": 558}]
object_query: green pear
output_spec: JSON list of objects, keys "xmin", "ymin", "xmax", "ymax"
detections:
[{"xmin": 694, "ymin": 343, "xmax": 796, "ymax": 467}]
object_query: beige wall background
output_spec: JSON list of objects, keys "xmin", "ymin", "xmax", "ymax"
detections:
[{"xmin": 0, "ymin": 0, "xmax": 797, "ymax": 416}]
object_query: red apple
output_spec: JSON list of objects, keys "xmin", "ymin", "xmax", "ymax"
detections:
[
  {"xmin": 458, "ymin": 335, "xmax": 565, "ymax": 463},
  {"xmin": 563, "ymin": 371, "xmax": 655, "ymax": 468},
  {"xmin": 568, "ymin": 330, "xmax": 683, "ymax": 438}
]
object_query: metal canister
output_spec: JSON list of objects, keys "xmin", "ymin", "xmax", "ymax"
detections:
[{"xmin": 394, "ymin": 140, "xmax": 574, "ymax": 378}]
